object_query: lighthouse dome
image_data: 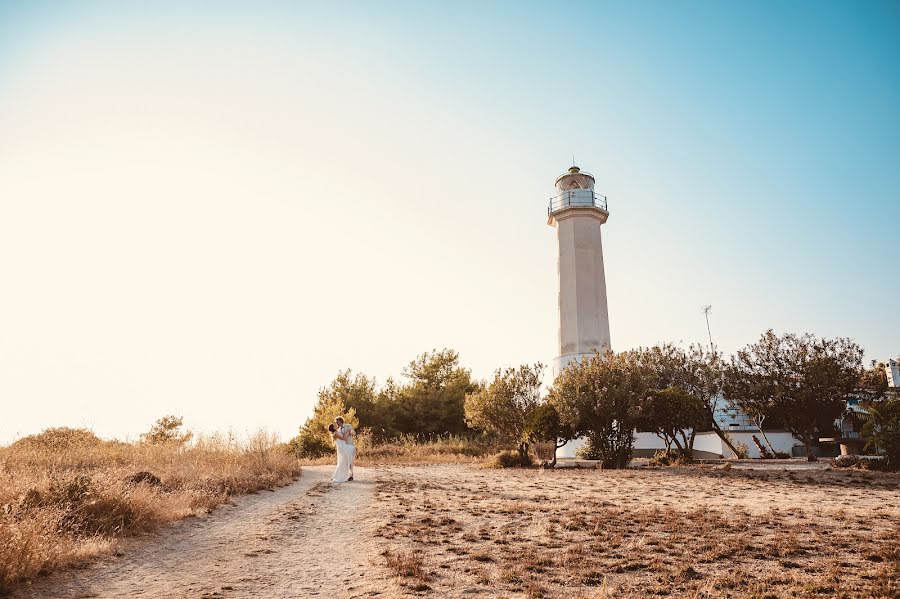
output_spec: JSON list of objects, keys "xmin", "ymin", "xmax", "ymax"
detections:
[{"xmin": 555, "ymin": 166, "xmax": 595, "ymax": 193}]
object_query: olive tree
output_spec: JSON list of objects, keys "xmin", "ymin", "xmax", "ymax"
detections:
[
  {"xmin": 525, "ymin": 402, "xmax": 577, "ymax": 467},
  {"xmin": 638, "ymin": 387, "xmax": 705, "ymax": 458},
  {"xmin": 724, "ymin": 330, "xmax": 863, "ymax": 461},
  {"xmin": 548, "ymin": 352, "xmax": 648, "ymax": 469},
  {"xmin": 464, "ymin": 363, "xmax": 544, "ymax": 462},
  {"xmin": 632, "ymin": 344, "xmax": 741, "ymax": 457}
]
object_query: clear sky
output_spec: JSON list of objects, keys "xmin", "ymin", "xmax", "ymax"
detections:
[{"xmin": 1, "ymin": 1, "xmax": 898, "ymax": 444}]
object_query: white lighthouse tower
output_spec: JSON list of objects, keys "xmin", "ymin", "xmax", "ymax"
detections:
[{"xmin": 548, "ymin": 166, "xmax": 611, "ymax": 375}]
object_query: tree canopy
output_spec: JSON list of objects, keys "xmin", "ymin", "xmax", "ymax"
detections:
[
  {"xmin": 464, "ymin": 363, "xmax": 544, "ymax": 461},
  {"xmin": 724, "ymin": 330, "xmax": 863, "ymax": 461},
  {"xmin": 549, "ymin": 352, "xmax": 649, "ymax": 468}
]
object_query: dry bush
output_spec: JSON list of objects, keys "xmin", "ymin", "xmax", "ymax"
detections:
[
  {"xmin": 0, "ymin": 427, "xmax": 301, "ymax": 594},
  {"xmin": 384, "ymin": 549, "xmax": 431, "ymax": 591},
  {"xmin": 488, "ymin": 449, "xmax": 534, "ymax": 468}
]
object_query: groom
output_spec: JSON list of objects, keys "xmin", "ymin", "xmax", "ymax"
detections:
[{"xmin": 335, "ymin": 417, "xmax": 356, "ymax": 480}]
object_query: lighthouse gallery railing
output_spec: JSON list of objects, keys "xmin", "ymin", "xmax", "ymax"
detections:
[{"xmin": 548, "ymin": 190, "xmax": 608, "ymax": 215}]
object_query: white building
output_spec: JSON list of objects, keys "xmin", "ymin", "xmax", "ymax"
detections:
[{"xmin": 886, "ymin": 359, "xmax": 900, "ymax": 387}]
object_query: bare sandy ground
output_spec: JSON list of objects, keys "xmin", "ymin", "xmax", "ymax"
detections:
[
  {"xmin": 12, "ymin": 466, "xmax": 390, "ymax": 599},
  {"xmin": 12, "ymin": 462, "xmax": 900, "ymax": 599},
  {"xmin": 375, "ymin": 463, "xmax": 900, "ymax": 598}
]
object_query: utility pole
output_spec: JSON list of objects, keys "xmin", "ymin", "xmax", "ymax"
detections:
[{"xmin": 701, "ymin": 305, "xmax": 714, "ymax": 353}]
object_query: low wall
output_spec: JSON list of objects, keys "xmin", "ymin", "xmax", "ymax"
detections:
[
  {"xmin": 559, "ymin": 430, "xmax": 806, "ymax": 460},
  {"xmin": 693, "ymin": 431, "xmax": 802, "ymax": 459}
]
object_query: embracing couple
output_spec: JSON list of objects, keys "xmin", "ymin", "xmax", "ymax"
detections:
[{"xmin": 328, "ymin": 416, "xmax": 356, "ymax": 483}]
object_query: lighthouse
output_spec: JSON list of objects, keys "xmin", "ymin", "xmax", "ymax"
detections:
[{"xmin": 548, "ymin": 166, "xmax": 611, "ymax": 376}]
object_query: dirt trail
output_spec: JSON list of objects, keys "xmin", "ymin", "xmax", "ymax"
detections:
[{"xmin": 14, "ymin": 466, "xmax": 391, "ymax": 599}]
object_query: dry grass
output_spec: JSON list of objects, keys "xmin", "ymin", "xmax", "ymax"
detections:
[
  {"xmin": 383, "ymin": 549, "xmax": 432, "ymax": 591},
  {"xmin": 300, "ymin": 434, "xmax": 500, "ymax": 467},
  {"xmin": 373, "ymin": 464, "xmax": 900, "ymax": 598},
  {"xmin": 0, "ymin": 427, "xmax": 301, "ymax": 595}
]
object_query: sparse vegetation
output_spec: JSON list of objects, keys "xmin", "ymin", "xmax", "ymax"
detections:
[
  {"xmin": 0, "ymin": 425, "xmax": 300, "ymax": 594},
  {"xmin": 374, "ymin": 463, "xmax": 900, "ymax": 598}
]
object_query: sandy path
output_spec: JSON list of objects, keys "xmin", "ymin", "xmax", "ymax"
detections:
[{"xmin": 14, "ymin": 466, "xmax": 391, "ymax": 599}]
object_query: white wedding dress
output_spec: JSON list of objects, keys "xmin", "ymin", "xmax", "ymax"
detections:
[{"xmin": 332, "ymin": 437, "xmax": 355, "ymax": 483}]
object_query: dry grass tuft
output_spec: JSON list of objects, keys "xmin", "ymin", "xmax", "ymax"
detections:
[
  {"xmin": 0, "ymin": 427, "xmax": 301, "ymax": 594},
  {"xmin": 384, "ymin": 548, "xmax": 431, "ymax": 591}
]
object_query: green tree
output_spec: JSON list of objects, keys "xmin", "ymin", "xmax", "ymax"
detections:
[
  {"xmin": 632, "ymin": 344, "xmax": 741, "ymax": 457},
  {"xmin": 862, "ymin": 397, "xmax": 900, "ymax": 470},
  {"xmin": 857, "ymin": 361, "xmax": 890, "ymax": 403},
  {"xmin": 140, "ymin": 415, "xmax": 193, "ymax": 446},
  {"xmin": 390, "ymin": 349, "xmax": 477, "ymax": 436},
  {"xmin": 638, "ymin": 387, "xmax": 705, "ymax": 458},
  {"xmin": 724, "ymin": 330, "xmax": 863, "ymax": 461},
  {"xmin": 464, "ymin": 363, "xmax": 544, "ymax": 462},
  {"xmin": 318, "ymin": 369, "xmax": 379, "ymax": 430},
  {"xmin": 525, "ymin": 402, "xmax": 576, "ymax": 467},
  {"xmin": 288, "ymin": 380, "xmax": 360, "ymax": 458},
  {"xmin": 548, "ymin": 352, "xmax": 649, "ymax": 469}
]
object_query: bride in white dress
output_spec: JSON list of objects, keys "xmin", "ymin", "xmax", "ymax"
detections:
[{"xmin": 329, "ymin": 424, "xmax": 354, "ymax": 483}]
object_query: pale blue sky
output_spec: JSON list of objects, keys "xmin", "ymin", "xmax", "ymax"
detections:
[{"xmin": 1, "ymin": 1, "xmax": 898, "ymax": 443}]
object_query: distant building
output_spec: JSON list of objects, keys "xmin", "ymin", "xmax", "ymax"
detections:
[{"xmin": 886, "ymin": 359, "xmax": 900, "ymax": 388}]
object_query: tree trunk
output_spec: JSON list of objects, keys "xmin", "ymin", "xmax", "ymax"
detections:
[
  {"xmin": 803, "ymin": 436, "xmax": 817, "ymax": 462},
  {"xmin": 678, "ymin": 429, "xmax": 694, "ymax": 460},
  {"xmin": 711, "ymin": 420, "xmax": 742, "ymax": 457},
  {"xmin": 550, "ymin": 438, "xmax": 566, "ymax": 468},
  {"xmin": 518, "ymin": 441, "xmax": 530, "ymax": 464},
  {"xmin": 654, "ymin": 432, "xmax": 669, "ymax": 451},
  {"xmin": 754, "ymin": 416, "xmax": 778, "ymax": 456},
  {"xmin": 672, "ymin": 433, "xmax": 690, "ymax": 458}
]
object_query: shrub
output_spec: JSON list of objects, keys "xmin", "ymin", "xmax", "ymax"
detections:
[
  {"xmin": 490, "ymin": 450, "xmax": 534, "ymax": 468},
  {"xmin": 286, "ymin": 428, "xmax": 336, "ymax": 459},
  {"xmin": 648, "ymin": 449, "xmax": 691, "ymax": 467},
  {"xmin": 140, "ymin": 415, "xmax": 192, "ymax": 446},
  {"xmin": 854, "ymin": 456, "xmax": 889, "ymax": 471},
  {"xmin": 525, "ymin": 403, "xmax": 576, "ymax": 467},
  {"xmin": 833, "ymin": 455, "xmax": 860, "ymax": 469},
  {"xmin": 10, "ymin": 427, "xmax": 104, "ymax": 452},
  {"xmin": 732, "ymin": 442, "xmax": 750, "ymax": 459}
]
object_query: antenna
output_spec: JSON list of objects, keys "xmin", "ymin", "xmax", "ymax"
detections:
[
  {"xmin": 701, "ymin": 305, "xmax": 715, "ymax": 353},
  {"xmin": 572, "ymin": 153, "xmax": 575, "ymax": 166}
]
